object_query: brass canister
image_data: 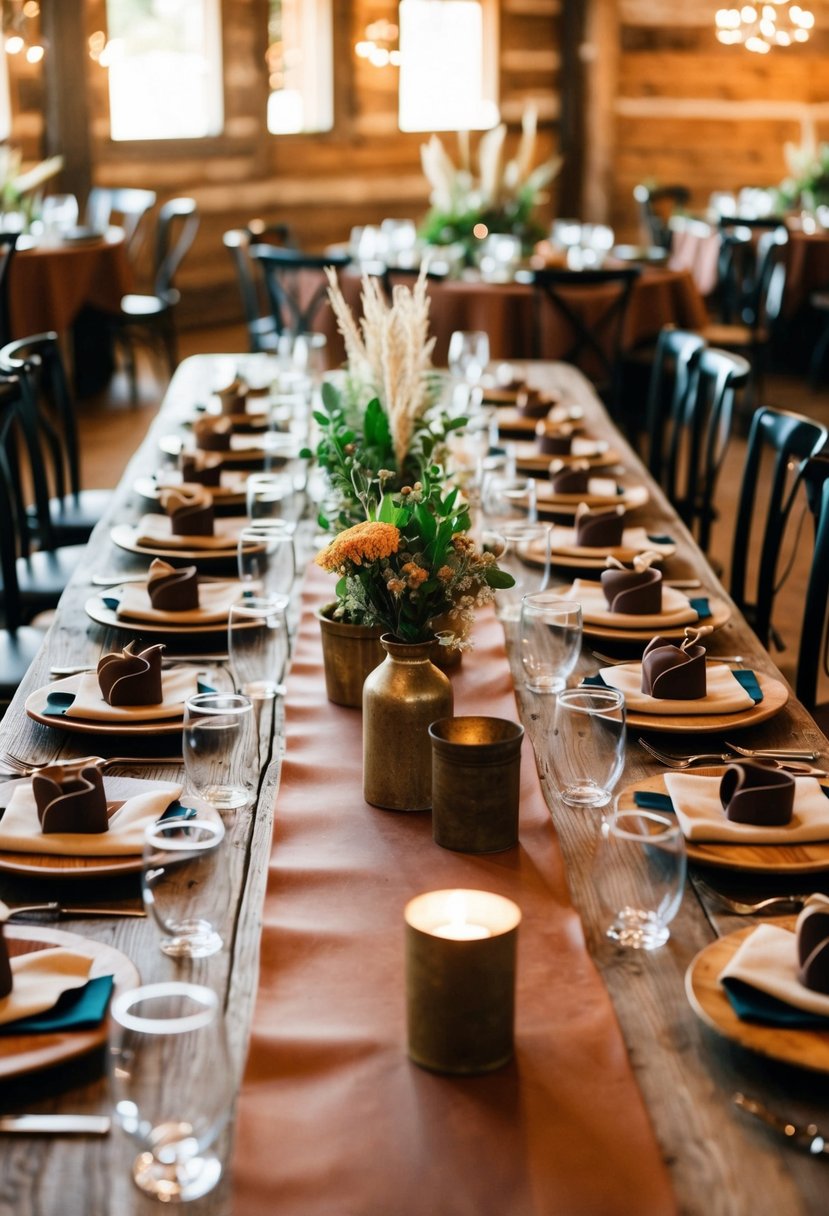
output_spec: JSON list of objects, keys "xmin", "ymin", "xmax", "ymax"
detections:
[
  {"xmin": 317, "ymin": 605, "xmax": 385, "ymax": 709},
  {"xmin": 429, "ymin": 716, "xmax": 524, "ymax": 853}
]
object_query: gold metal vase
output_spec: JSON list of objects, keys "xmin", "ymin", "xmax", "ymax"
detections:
[
  {"xmin": 317, "ymin": 604, "xmax": 385, "ymax": 709},
  {"xmin": 362, "ymin": 634, "xmax": 454, "ymax": 812}
]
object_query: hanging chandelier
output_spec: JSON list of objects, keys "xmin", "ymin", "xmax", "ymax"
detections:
[{"xmin": 715, "ymin": 2, "xmax": 815, "ymax": 52}]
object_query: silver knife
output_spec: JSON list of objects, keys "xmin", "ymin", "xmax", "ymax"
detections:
[
  {"xmin": 0, "ymin": 1114, "xmax": 111, "ymax": 1135},
  {"xmin": 734, "ymin": 1093, "xmax": 828, "ymax": 1154},
  {"xmin": 6, "ymin": 902, "xmax": 146, "ymax": 919}
]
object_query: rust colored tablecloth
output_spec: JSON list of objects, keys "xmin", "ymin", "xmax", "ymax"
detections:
[
  {"xmin": 232, "ymin": 565, "xmax": 677, "ymax": 1216},
  {"xmin": 10, "ymin": 233, "xmax": 133, "ymax": 337}
]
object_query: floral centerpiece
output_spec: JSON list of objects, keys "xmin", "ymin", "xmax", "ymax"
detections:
[
  {"xmin": 419, "ymin": 105, "xmax": 561, "ymax": 259},
  {"xmin": 315, "ymin": 474, "xmax": 512, "ymax": 648},
  {"xmin": 306, "ymin": 268, "xmax": 466, "ymax": 531},
  {"xmin": 0, "ymin": 147, "xmax": 64, "ymax": 224},
  {"xmin": 777, "ymin": 133, "xmax": 829, "ymax": 211}
]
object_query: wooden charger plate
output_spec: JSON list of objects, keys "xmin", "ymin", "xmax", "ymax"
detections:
[
  {"xmin": 685, "ymin": 917, "xmax": 829, "ymax": 1073},
  {"xmin": 85, "ymin": 593, "xmax": 233, "ymax": 636},
  {"xmin": 25, "ymin": 674, "xmax": 184, "ymax": 738},
  {"xmin": 535, "ymin": 483, "xmax": 649, "ymax": 516},
  {"xmin": 617, "ymin": 768, "xmax": 823, "ymax": 871},
  {"xmin": 110, "ymin": 523, "xmax": 241, "ymax": 565},
  {"xmin": 158, "ymin": 434, "xmax": 267, "ymax": 470},
  {"xmin": 620, "ymin": 670, "xmax": 787, "ymax": 733},
  {"xmin": 496, "ymin": 409, "xmax": 584, "ymax": 436},
  {"xmin": 551, "ymin": 583, "xmax": 731, "ymax": 642},
  {"xmin": 133, "ymin": 475, "xmax": 247, "ymax": 509},
  {"xmin": 513, "ymin": 439, "xmax": 621, "ymax": 472},
  {"xmin": 1, "ymin": 926, "xmax": 140, "ymax": 1079},
  {"xmin": 524, "ymin": 537, "xmax": 677, "ymax": 572}
]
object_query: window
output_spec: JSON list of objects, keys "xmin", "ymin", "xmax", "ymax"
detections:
[
  {"xmin": 398, "ymin": 0, "xmax": 498, "ymax": 133},
  {"xmin": 267, "ymin": 0, "xmax": 333, "ymax": 135},
  {"xmin": 101, "ymin": 0, "xmax": 223, "ymax": 142}
]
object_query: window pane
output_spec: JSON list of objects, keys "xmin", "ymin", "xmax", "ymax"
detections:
[
  {"xmin": 267, "ymin": 0, "xmax": 333, "ymax": 135},
  {"xmin": 104, "ymin": 0, "xmax": 223, "ymax": 142},
  {"xmin": 399, "ymin": 0, "xmax": 498, "ymax": 133}
]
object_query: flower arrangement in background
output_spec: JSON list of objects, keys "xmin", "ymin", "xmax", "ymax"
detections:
[
  {"xmin": 306, "ymin": 269, "xmax": 466, "ymax": 531},
  {"xmin": 777, "ymin": 132, "xmax": 829, "ymax": 210},
  {"xmin": 419, "ymin": 105, "xmax": 561, "ymax": 256},
  {"xmin": 314, "ymin": 475, "xmax": 512, "ymax": 646},
  {"xmin": 0, "ymin": 147, "xmax": 64, "ymax": 218}
]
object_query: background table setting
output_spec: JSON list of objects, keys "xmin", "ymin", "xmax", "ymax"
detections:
[{"xmin": 1, "ymin": 350, "xmax": 829, "ymax": 1215}]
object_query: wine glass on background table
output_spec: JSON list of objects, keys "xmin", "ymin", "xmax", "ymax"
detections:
[
  {"xmin": 481, "ymin": 474, "xmax": 537, "ymax": 528},
  {"xmin": 109, "ymin": 982, "xmax": 233, "ymax": 1202},
  {"xmin": 238, "ymin": 521, "xmax": 296, "ymax": 603},
  {"xmin": 228, "ymin": 595, "xmax": 289, "ymax": 704},
  {"xmin": 448, "ymin": 330, "xmax": 490, "ymax": 385},
  {"xmin": 142, "ymin": 818, "xmax": 227, "ymax": 959}
]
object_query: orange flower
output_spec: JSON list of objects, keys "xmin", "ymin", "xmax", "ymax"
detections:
[
  {"xmin": 402, "ymin": 561, "xmax": 428, "ymax": 588},
  {"xmin": 315, "ymin": 522, "xmax": 401, "ymax": 572}
]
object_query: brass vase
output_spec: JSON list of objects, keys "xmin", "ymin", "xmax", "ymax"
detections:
[
  {"xmin": 317, "ymin": 605, "xmax": 385, "ymax": 709},
  {"xmin": 363, "ymin": 634, "xmax": 454, "ymax": 811}
]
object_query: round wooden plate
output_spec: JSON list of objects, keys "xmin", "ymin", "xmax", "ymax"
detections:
[
  {"xmin": 0, "ymin": 926, "xmax": 140, "ymax": 1079},
  {"xmin": 618, "ymin": 769, "xmax": 827, "ymax": 871},
  {"xmin": 685, "ymin": 918, "xmax": 829, "ymax": 1072},
  {"xmin": 158, "ymin": 434, "xmax": 268, "ymax": 469},
  {"xmin": 84, "ymin": 593, "xmax": 233, "ymax": 636},
  {"xmin": 133, "ymin": 475, "xmax": 247, "ymax": 508},
  {"xmin": 513, "ymin": 440, "xmax": 622, "ymax": 472},
  {"xmin": 550, "ymin": 583, "xmax": 731, "ymax": 642},
  {"xmin": 496, "ymin": 409, "xmax": 584, "ymax": 435},
  {"xmin": 523, "ymin": 537, "xmax": 677, "ymax": 571},
  {"xmin": 25, "ymin": 674, "xmax": 184, "ymax": 737},
  {"xmin": 535, "ymin": 483, "xmax": 649, "ymax": 516},
  {"xmin": 110, "ymin": 524, "xmax": 241, "ymax": 565},
  {"xmin": 622, "ymin": 671, "xmax": 786, "ymax": 732}
]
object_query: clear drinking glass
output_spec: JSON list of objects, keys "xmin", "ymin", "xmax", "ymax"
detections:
[
  {"xmin": 481, "ymin": 473, "xmax": 538, "ymax": 527},
  {"xmin": 448, "ymin": 330, "xmax": 490, "ymax": 385},
  {"xmin": 228, "ymin": 595, "xmax": 289, "ymax": 702},
  {"xmin": 238, "ymin": 521, "xmax": 296, "ymax": 601},
  {"xmin": 520, "ymin": 593, "xmax": 582, "ymax": 692},
  {"xmin": 109, "ymin": 982, "xmax": 233, "ymax": 1201},
  {"xmin": 592, "ymin": 810, "xmax": 686, "ymax": 949},
  {"xmin": 487, "ymin": 523, "xmax": 551, "ymax": 622},
  {"xmin": 551, "ymin": 687, "xmax": 626, "ymax": 809},
  {"xmin": 183, "ymin": 692, "xmax": 256, "ymax": 811},
  {"xmin": 142, "ymin": 818, "xmax": 227, "ymax": 958},
  {"xmin": 246, "ymin": 470, "xmax": 302, "ymax": 524}
]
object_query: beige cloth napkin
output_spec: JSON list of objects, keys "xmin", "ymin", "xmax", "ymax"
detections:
[
  {"xmin": 570, "ymin": 438, "xmax": 608, "ymax": 457},
  {"xmin": 663, "ymin": 772, "xmax": 829, "ymax": 842},
  {"xmin": 117, "ymin": 580, "xmax": 241, "ymax": 624},
  {"xmin": 602, "ymin": 662, "xmax": 754, "ymax": 714},
  {"xmin": 0, "ymin": 780, "xmax": 183, "ymax": 855},
  {"xmin": 155, "ymin": 472, "xmax": 247, "ymax": 499},
  {"xmin": 719, "ymin": 923, "xmax": 829, "ymax": 1017},
  {"xmin": 563, "ymin": 578, "xmax": 698, "ymax": 627},
  {"xmin": 60, "ymin": 667, "xmax": 198, "ymax": 721},
  {"xmin": 0, "ymin": 949, "xmax": 94, "ymax": 1026},
  {"xmin": 134, "ymin": 514, "xmax": 244, "ymax": 551},
  {"xmin": 549, "ymin": 526, "xmax": 674, "ymax": 560}
]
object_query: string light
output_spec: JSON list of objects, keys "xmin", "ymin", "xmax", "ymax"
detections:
[
  {"xmin": 715, "ymin": 2, "xmax": 815, "ymax": 52},
  {"xmin": 355, "ymin": 19, "xmax": 401, "ymax": 68}
]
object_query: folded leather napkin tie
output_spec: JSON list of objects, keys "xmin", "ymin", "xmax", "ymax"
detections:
[
  {"xmin": 641, "ymin": 627, "xmax": 712, "ymax": 699},
  {"xmin": 549, "ymin": 460, "xmax": 590, "ymax": 494},
  {"xmin": 32, "ymin": 761, "xmax": 109, "ymax": 835},
  {"xmin": 720, "ymin": 760, "xmax": 795, "ymax": 826},
  {"xmin": 574, "ymin": 503, "xmax": 626, "ymax": 546},
  {"xmin": 147, "ymin": 558, "xmax": 200, "ymax": 611},
  {"xmin": 159, "ymin": 486, "xmax": 215, "ymax": 537},
  {"xmin": 601, "ymin": 553, "xmax": 663, "ymax": 615},
  {"xmin": 536, "ymin": 421, "xmax": 574, "ymax": 455},
  {"xmin": 98, "ymin": 641, "xmax": 164, "ymax": 706},
  {"xmin": 179, "ymin": 451, "xmax": 223, "ymax": 486}
]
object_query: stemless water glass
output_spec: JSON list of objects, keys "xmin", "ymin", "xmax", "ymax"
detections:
[
  {"xmin": 228, "ymin": 595, "xmax": 289, "ymax": 702},
  {"xmin": 183, "ymin": 692, "xmax": 256, "ymax": 811},
  {"xmin": 448, "ymin": 330, "xmax": 490, "ymax": 385},
  {"xmin": 481, "ymin": 474, "xmax": 537, "ymax": 527},
  {"xmin": 592, "ymin": 810, "xmax": 686, "ymax": 950},
  {"xmin": 142, "ymin": 818, "xmax": 227, "ymax": 958},
  {"xmin": 238, "ymin": 520, "xmax": 296, "ymax": 601},
  {"xmin": 551, "ymin": 687, "xmax": 626, "ymax": 809},
  {"xmin": 109, "ymin": 982, "xmax": 233, "ymax": 1201},
  {"xmin": 487, "ymin": 523, "xmax": 551, "ymax": 621},
  {"xmin": 246, "ymin": 470, "xmax": 301, "ymax": 524},
  {"xmin": 520, "ymin": 593, "xmax": 582, "ymax": 692}
]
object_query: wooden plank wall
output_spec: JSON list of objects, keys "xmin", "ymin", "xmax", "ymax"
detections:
[
  {"xmin": 6, "ymin": 0, "xmax": 561, "ymax": 330},
  {"xmin": 613, "ymin": 0, "xmax": 829, "ymax": 240}
]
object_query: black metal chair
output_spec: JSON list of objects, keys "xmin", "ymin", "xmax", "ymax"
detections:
[
  {"xmin": 729, "ymin": 408, "xmax": 829, "ymax": 651},
  {"xmin": 658, "ymin": 345, "xmax": 751, "ymax": 552},
  {"xmin": 643, "ymin": 326, "xmax": 707, "ymax": 475},
  {"xmin": 0, "ymin": 233, "xmax": 19, "ymax": 349},
  {"xmin": 798, "ymin": 459, "xmax": 829, "ymax": 717},
  {"xmin": 713, "ymin": 217, "xmax": 787, "ymax": 326},
  {"xmin": 247, "ymin": 244, "xmax": 351, "ymax": 338},
  {"xmin": 85, "ymin": 186, "xmax": 157, "ymax": 260},
  {"xmin": 224, "ymin": 229, "xmax": 281, "ymax": 354},
  {"xmin": 0, "ymin": 332, "xmax": 111, "ymax": 545},
  {"xmin": 530, "ymin": 266, "xmax": 641, "ymax": 421},
  {"xmin": 111, "ymin": 197, "xmax": 200, "ymax": 401},
  {"xmin": 633, "ymin": 183, "xmax": 691, "ymax": 250}
]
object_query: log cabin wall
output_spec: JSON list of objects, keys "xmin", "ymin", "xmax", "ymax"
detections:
[
  {"xmin": 612, "ymin": 0, "xmax": 829, "ymax": 241},
  {"xmin": 5, "ymin": 0, "xmax": 561, "ymax": 331}
]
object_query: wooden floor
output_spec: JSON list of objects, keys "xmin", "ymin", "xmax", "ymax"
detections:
[{"xmin": 76, "ymin": 327, "xmax": 829, "ymax": 693}]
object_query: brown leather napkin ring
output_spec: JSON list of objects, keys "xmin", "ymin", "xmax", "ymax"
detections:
[
  {"xmin": 97, "ymin": 641, "xmax": 164, "ymax": 706},
  {"xmin": 574, "ymin": 505, "xmax": 625, "ymax": 548},
  {"xmin": 601, "ymin": 567, "xmax": 663, "ymax": 614},
  {"xmin": 32, "ymin": 762, "xmax": 109, "ymax": 835},
  {"xmin": 537, "ymin": 422, "xmax": 574, "ymax": 456},
  {"xmin": 640, "ymin": 636, "xmax": 707, "ymax": 699},
  {"xmin": 179, "ymin": 452, "xmax": 222, "ymax": 486},
  {"xmin": 147, "ymin": 558, "xmax": 200, "ymax": 611},
  {"xmin": 719, "ymin": 760, "xmax": 795, "ymax": 826},
  {"xmin": 160, "ymin": 488, "xmax": 215, "ymax": 537},
  {"xmin": 216, "ymin": 377, "xmax": 249, "ymax": 415},
  {"xmin": 516, "ymin": 388, "xmax": 558, "ymax": 419},
  {"xmin": 550, "ymin": 461, "xmax": 590, "ymax": 495},
  {"xmin": 797, "ymin": 898, "xmax": 829, "ymax": 994},
  {"xmin": 193, "ymin": 417, "xmax": 233, "ymax": 451}
]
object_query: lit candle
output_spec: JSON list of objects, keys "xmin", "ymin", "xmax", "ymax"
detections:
[{"xmin": 405, "ymin": 888, "xmax": 521, "ymax": 1075}]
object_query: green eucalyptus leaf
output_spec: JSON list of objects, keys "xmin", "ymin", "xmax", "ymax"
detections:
[{"xmin": 485, "ymin": 568, "xmax": 516, "ymax": 589}]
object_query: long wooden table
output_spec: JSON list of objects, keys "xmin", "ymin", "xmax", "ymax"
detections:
[{"xmin": 1, "ymin": 356, "xmax": 828, "ymax": 1215}]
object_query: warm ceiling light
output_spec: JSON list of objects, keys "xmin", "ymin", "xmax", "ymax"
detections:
[
  {"xmin": 715, "ymin": 1, "xmax": 815, "ymax": 49},
  {"xmin": 4, "ymin": 34, "xmax": 23, "ymax": 53},
  {"xmin": 25, "ymin": 41, "xmax": 42, "ymax": 62}
]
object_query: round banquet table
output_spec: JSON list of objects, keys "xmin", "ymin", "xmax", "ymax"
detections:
[
  {"xmin": 321, "ymin": 264, "xmax": 709, "ymax": 366},
  {"xmin": 8, "ymin": 227, "xmax": 133, "ymax": 339}
]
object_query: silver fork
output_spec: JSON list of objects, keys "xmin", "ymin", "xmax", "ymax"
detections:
[
  {"xmin": 0, "ymin": 752, "xmax": 184, "ymax": 779},
  {"xmin": 695, "ymin": 879, "xmax": 806, "ymax": 916},
  {"xmin": 637, "ymin": 738, "xmax": 736, "ymax": 768},
  {"xmin": 592, "ymin": 650, "xmax": 746, "ymax": 667},
  {"xmin": 724, "ymin": 740, "xmax": 820, "ymax": 761}
]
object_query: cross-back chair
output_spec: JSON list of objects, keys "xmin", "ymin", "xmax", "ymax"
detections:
[
  {"xmin": 247, "ymin": 244, "xmax": 351, "ymax": 338},
  {"xmin": 729, "ymin": 407, "xmax": 829, "ymax": 651},
  {"xmin": 0, "ymin": 233, "xmax": 19, "ymax": 349},
  {"xmin": 643, "ymin": 326, "xmax": 707, "ymax": 474},
  {"xmin": 85, "ymin": 186, "xmax": 156, "ymax": 260},
  {"xmin": 633, "ymin": 183, "xmax": 691, "ymax": 250},
  {"xmin": 530, "ymin": 266, "xmax": 641, "ymax": 421}
]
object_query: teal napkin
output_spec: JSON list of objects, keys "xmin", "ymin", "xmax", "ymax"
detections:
[
  {"xmin": 0, "ymin": 974, "xmax": 114, "ymax": 1036},
  {"xmin": 646, "ymin": 533, "xmax": 673, "ymax": 545},
  {"xmin": 721, "ymin": 978, "xmax": 829, "ymax": 1028},
  {"xmin": 689, "ymin": 598, "xmax": 711, "ymax": 619}
]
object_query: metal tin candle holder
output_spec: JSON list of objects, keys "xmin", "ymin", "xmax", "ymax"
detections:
[
  {"xmin": 429, "ymin": 716, "xmax": 524, "ymax": 853},
  {"xmin": 405, "ymin": 888, "xmax": 521, "ymax": 1075}
]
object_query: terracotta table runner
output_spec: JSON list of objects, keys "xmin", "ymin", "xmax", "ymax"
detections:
[{"xmin": 233, "ymin": 564, "xmax": 676, "ymax": 1215}]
